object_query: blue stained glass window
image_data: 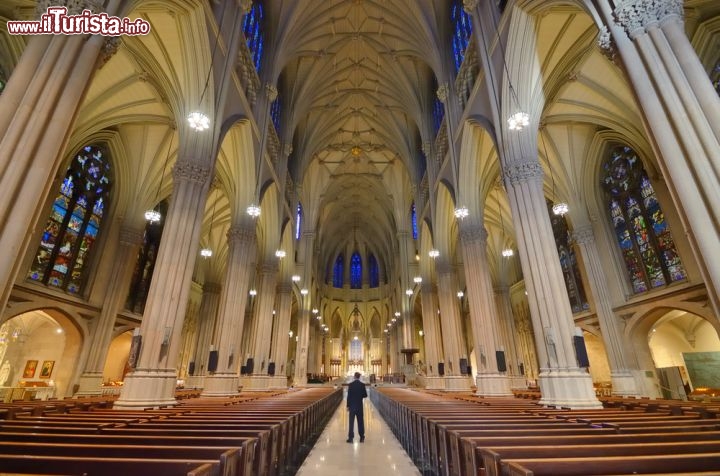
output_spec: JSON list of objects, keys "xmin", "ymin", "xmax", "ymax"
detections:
[
  {"xmin": 369, "ymin": 254, "xmax": 379, "ymax": 288},
  {"xmin": 547, "ymin": 202, "xmax": 589, "ymax": 313},
  {"xmin": 127, "ymin": 200, "xmax": 167, "ymax": 314},
  {"xmin": 602, "ymin": 145, "xmax": 686, "ymax": 294},
  {"xmin": 295, "ymin": 202, "xmax": 302, "ymax": 240},
  {"xmin": 451, "ymin": 0, "xmax": 473, "ymax": 73},
  {"xmin": 350, "ymin": 252, "xmax": 362, "ymax": 289},
  {"xmin": 333, "ymin": 254, "xmax": 344, "ymax": 288},
  {"xmin": 411, "ymin": 202, "xmax": 418, "ymax": 240},
  {"xmin": 28, "ymin": 145, "xmax": 112, "ymax": 293},
  {"xmin": 270, "ymin": 95, "xmax": 281, "ymax": 133},
  {"xmin": 242, "ymin": 2, "xmax": 265, "ymax": 72}
]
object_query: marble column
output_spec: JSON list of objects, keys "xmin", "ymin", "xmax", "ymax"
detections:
[
  {"xmin": 114, "ymin": 154, "xmax": 212, "ymax": 409},
  {"xmin": 460, "ymin": 223, "xmax": 512, "ymax": 396},
  {"xmin": 419, "ymin": 282, "xmax": 444, "ymax": 389},
  {"xmin": 572, "ymin": 223, "xmax": 641, "ymax": 396},
  {"xmin": 294, "ymin": 231, "xmax": 315, "ymax": 386},
  {"xmin": 75, "ymin": 225, "xmax": 144, "ymax": 395},
  {"xmin": 502, "ymin": 158, "xmax": 601, "ymax": 408},
  {"xmin": 268, "ymin": 282, "xmax": 292, "ymax": 388},
  {"xmin": 0, "ymin": 0, "xmax": 120, "ymax": 313},
  {"xmin": 600, "ymin": 0, "xmax": 720, "ymax": 315},
  {"xmin": 187, "ymin": 282, "xmax": 221, "ymax": 388},
  {"xmin": 494, "ymin": 286, "xmax": 526, "ymax": 389},
  {"xmin": 436, "ymin": 261, "xmax": 471, "ymax": 391}
]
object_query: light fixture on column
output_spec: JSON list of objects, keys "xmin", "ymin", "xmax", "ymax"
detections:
[
  {"xmin": 312, "ymin": 308, "xmax": 318, "ymax": 315},
  {"xmin": 200, "ymin": 185, "xmax": 218, "ymax": 259},
  {"xmin": 507, "ymin": 111, "xmax": 529, "ymax": 131},
  {"xmin": 454, "ymin": 205, "xmax": 469, "ymax": 220},
  {"xmin": 413, "ymin": 276, "xmax": 422, "ymax": 284},
  {"xmin": 187, "ymin": 111, "xmax": 210, "ymax": 131},
  {"xmin": 428, "ymin": 249, "xmax": 440, "ymax": 259},
  {"xmin": 144, "ymin": 132, "xmax": 174, "ymax": 223},
  {"xmin": 394, "ymin": 311, "xmax": 401, "ymax": 317},
  {"xmin": 406, "ymin": 288, "xmax": 413, "ymax": 296},
  {"xmin": 541, "ymin": 128, "xmax": 569, "ymax": 216},
  {"xmin": 502, "ymin": 248, "xmax": 514, "ymax": 257},
  {"xmin": 300, "ymin": 288, "xmax": 308, "ymax": 296},
  {"xmin": 275, "ymin": 249, "xmax": 286, "ymax": 258},
  {"xmin": 418, "ymin": 330, "xmax": 424, "ymax": 336},
  {"xmin": 288, "ymin": 330, "xmax": 293, "ymax": 338},
  {"xmin": 457, "ymin": 290, "xmax": 464, "ymax": 298},
  {"xmin": 200, "ymin": 248, "xmax": 213, "ymax": 258},
  {"xmin": 249, "ymin": 288, "xmax": 257, "ymax": 296},
  {"xmin": 246, "ymin": 203, "xmax": 261, "ymax": 218},
  {"xmin": 391, "ymin": 318, "xmax": 397, "ymax": 323},
  {"xmin": 415, "ymin": 250, "xmax": 420, "ymax": 261},
  {"xmin": 291, "ymin": 274, "xmax": 301, "ymax": 282}
]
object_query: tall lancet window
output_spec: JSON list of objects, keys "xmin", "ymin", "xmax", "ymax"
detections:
[
  {"xmin": 547, "ymin": 202, "xmax": 589, "ymax": 313},
  {"xmin": 295, "ymin": 202, "xmax": 302, "ymax": 240},
  {"xmin": 368, "ymin": 254, "xmax": 379, "ymax": 288},
  {"xmin": 28, "ymin": 145, "xmax": 112, "ymax": 294},
  {"xmin": 333, "ymin": 254, "xmax": 344, "ymax": 288},
  {"xmin": 350, "ymin": 252, "xmax": 362, "ymax": 289},
  {"xmin": 451, "ymin": 0, "xmax": 473, "ymax": 73},
  {"xmin": 602, "ymin": 145, "xmax": 687, "ymax": 294},
  {"xmin": 411, "ymin": 202, "xmax": 418, "ymax": 240},
  {"xmin": 242, "ymin": 1, "xmax": 265, "ymax": 72}
]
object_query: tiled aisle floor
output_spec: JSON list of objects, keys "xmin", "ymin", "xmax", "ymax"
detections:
[{"xmin": 296, "ymin": 390, "xmax": 420, "ymax": 475}]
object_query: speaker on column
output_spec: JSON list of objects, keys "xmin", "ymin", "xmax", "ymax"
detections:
[
  {"xmin": 459, "ymin": 358, "xmax": 468, "ymax": 375},
  {"xmin": 438, "ymin": 362, "xmax": 445, "ymax": 376},
  {"xmin": 207, "ymin": 350, "xmax": 219, "ymax": 373},
  {"xmin": 188, "ymin": 361, "xmax": 195, "ymax": 376},
  {"xmin": 496, "ymin": 350, "xmax": 507, "ymax": 372},
  {"xmin": 573, "ymin": 335, "xmax": 590, "ymax": 368},
  {"xmin": 268, "ymin": 362, "xmax": 276, "ymax": 376},
  {"xmin": 246, "ymin": 358, "xmax": 255, "ymax": 374}
]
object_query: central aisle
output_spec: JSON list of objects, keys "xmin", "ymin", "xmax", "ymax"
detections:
[{"xmin": 296, "ymin": 388, "xmax": 420, "ymax": 475}]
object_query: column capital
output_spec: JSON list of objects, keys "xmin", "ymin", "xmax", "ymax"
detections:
[
  {"xmin": 435, "ymin": 259, "xmax": 454, "ymax": 276},
  {"xmin": 227, "ymin": 224, "xmax": 255, "ymax": 245},
  {"xmin": 98, "ymin": 37, "xmax": 122, "ymax": 69},
  {"xmin": 436, "ymin": 82, "xmax": 450, "ymax": 103},
  {"xmin": 463, "ymin": 0, "xmax": 479, "ymax": 14},
  {"xmin": 459, "ymin": 223, "xmax": 487, "ymax": 244},
  {"xmin": 37, "ymin": 0, "xmax": 102, "ymax": 16},
  {"xmin": 421, "ymin": 141, "xmax": 432, "ymax": 157},
  {"xmin": 258, "ymin": 262, "xmax": 278, "ymax": 275},
  {"xmin": 118, "ymin": 226, "xmax": 144, "ymax": 246},
  {"xmin": 203, "ymin": 281, "xmax": 222, "ymax": 294},
  {"xmin": 276, "ymin": 282, "xmax": 293, "ymax": 294},
  {"xmin": 265, "ymin": 83, "xmax": 278, "ymax": 101},
  {"xmin": 614, "ymin": 0, "xmax": 683, "ymax": 39},
  {"xmin": 597, "ymin": 26, "xmax": 618, "ymax": 65},
  {"xmin": 503, "ymin": 159, "xmax": 544, "ymax": 187},
  {"xmin": 571, "ymin": 223, "xmax": 595, "ymax": 245},
  {"xmin": 173, "ymin": 159, "xmax": 211, "ymax": 185}
]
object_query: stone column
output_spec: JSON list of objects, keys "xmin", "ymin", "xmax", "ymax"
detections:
[
  {"xmin": 114, "ymin": 155, "xmax": 213, "ymax": 409},
  {"xmin": 187, "ymin": 281, "xmax": 221, "ymax": 387},
  {"xmin": 460, "ymin": 223, "xmax": 512, "ymax": 396},
  {"xmin": 436, "ymin": 261, "xmax": 471, "ymax": 391},
  {"xmin": 572, "ymin": 223, "xmax": 641, "ymax": 396},
  {"xmin": 600, "ymin": 0, "xmax": 720, "ymax": 315},
  {"xmin": 293, "ymin": 231, "xmax": 315, "ymax": 386},
  {"xmin": 0, "ymin": 0, "xmax": 121, "ymax": 313},
  {"xmin": 75, "ymin": 225, "xmax": 144, "ymax": 395},
  {"xmin": 241, "ymin": 261, "xmax": 277, "ymax": 390},
  {"xmin": 269, "ymin": 282, "xmax": 292, "ymax": 388},
  {"xmin": 494, "ymin": 286, "xmax": 526, "ymax": 389},
  {"xmin": 420, "ymin": 282, "xmax": 444, "ymax": 389},
  {"xmin": 502, "ymin": 158, "xmax": 600, "ymax": 408}
]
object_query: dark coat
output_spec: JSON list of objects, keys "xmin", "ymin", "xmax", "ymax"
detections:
[{"xmin": 346, "ymin": 379, "xmax": 367, "ymax": 411}]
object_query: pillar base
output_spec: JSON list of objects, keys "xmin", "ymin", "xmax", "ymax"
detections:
[
  {"xmin": 239, "ymin": 375, "xmax": 270, "ymax": 391},
  {"xmin": 444, "ymin": 375, "xmax": 472, "ymax": 392},
  {"xmin": 185, "ymin": 375, "xmax": 205, "ymax": 390},
  {"xmin": 74, "ymin": 372, "xmax": 104, "ymax": 397},
  {"xmin": 293, "ymin": 375, "xmax": 307, "ymax": 387},
  {"xmin": 537, "ymin": 368, "xmax": 602, "ymax": 409},
  {"xmin": 114, "ymin": 369, "xmax": 178, "ymax": 409},
  {"xmin": 475, "ymin": 373, "xmax": 513, "ymax": 397},
  {"xmin": 201, "ymin": 373, "xmax": 240, "ymax": 397},
  {"xmin": 267, "ymin": 375, "xmax": 289, "ymax": 389},
  {"xmin": 423, "ymin": 376, "xmax": 446, "ymax": 390},
  {"xmin": 610, "ymin": 369, "xmax": 641, "ymax": 397},
  {"xmin": 630, "ymin": 369, "xmax": 662, "ymax": 398},
  {"xmin": 510, "ymin": 376, "xmax": 528, "ymax": 389}
]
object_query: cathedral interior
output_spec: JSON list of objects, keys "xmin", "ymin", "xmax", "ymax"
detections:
[{"xmin": 0, "ymin": 0, "xmax": 718, "ymax": 409}]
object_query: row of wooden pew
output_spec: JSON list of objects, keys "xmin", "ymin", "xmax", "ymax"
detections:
[
  {"xmin": 0, "ymin": 387, "xmax": 342, "ymax": 475},
  {"xmin": 370, "ymin": 387, "xmax": 720, "ymax": 475}
]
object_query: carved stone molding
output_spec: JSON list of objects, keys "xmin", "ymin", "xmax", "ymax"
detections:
[
  {"xmin": 203, "ymin": 282, "xmax": 222, "ymax": 294},
  {"xmin": 462, "ymin": 0, "xmax": 479, "ymax": 14},
  {"xmin": 597, "ymin": 26, "xmax": 618, "ymax": 65},
  {"xmin": 98, "ymin": 37, "xmax": 122, "ymax": 69},
  {"xmin": 283, "ymin": 142, "xmax": 293, "ymax": 157},
  {"xmin": 37, "ymin": 0, "xmax": 102, "ymax": 16},
  {"xmin": 226, "ymin": 225, "xmax": 255, "ymax": 245},
  {"xmin": 459, "ymin": 224, "xmax": 487, "ymax": 244},
  {"xmin": 502, "ymin": 160, "xmax": 544, "ymax": 186},
  {"xmin": 571, "ymin": 224, "xmax": 595, "ymax": 245},
  {"xmin": 421, "ymin": 141, "xmax": 432, "ymax": 157},
  {"xmin": 436, "ymin": 82, "xmax": 450, "ymax": 103},
  {"xmin": 172, "ymin": 160, "xmax": 211, "ymax": 185},
  {"xmin": 118, "ymin": 226, "xmax": 144, "ymax": 246},
  {"xmin": 614, "ymin": 0, "xmax": 683, "ymax": 38},
  {"xmin": 265, "ymin": 83, "xmax": 278, "ymax": 101}
]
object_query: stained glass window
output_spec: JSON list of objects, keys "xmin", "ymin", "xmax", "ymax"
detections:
[
  {"xmin": 0, "ymin": 72, "xmax": 5, "ymax": 95},
  {"xmin": 602, "ymin": 145, "xmax": 686, "ymax": 293},
  {"xmin": 333, "ymin": 254, "xmax": 344, "ymax": 288},
  {"xmin": 295, "ymin": 202, "xmax": 302, "ymax": 240},
  {"xmin": 451, "ymin": 0, "xmax": 473, "ymax": 73},
  {"xmin": 547, "ymin": 202, "xmax": 589, "ymax": 313},
  {"xmin": 270, "ymin": 95, "xmax": 281, "ymax": 133},
  {"xmin": 411, "ymin": 202, "xmax": 418, "ymax": 240},
  {"xmin": 350, "ymin": 252, "xmax": 362, "ymax": 289},
  {"xmin": 125, "ymin": 201, "xmax": 167, "ymax": 314},
  {"xmin": 28, "ymin": 145, "xmax": 112, "ymax": 294},
  {"xmin": 242, "ymin": 1, "xmax": 265, "ymax": 72},
  {"xmin": 712, "ymin": 61, "xmax": 719, "ymax": 95},
  {"xmin": 369, "ymin": 254, "xmax": 379, "ymax": 288}
]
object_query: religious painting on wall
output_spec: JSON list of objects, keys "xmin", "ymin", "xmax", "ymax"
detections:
[
  {"xmin": 39, "ymin": 360, "xmax": 55, "ymax": 379},
  {"xmin": 23, "ymin": 360, "xmax": 38, "ymax": 378}
]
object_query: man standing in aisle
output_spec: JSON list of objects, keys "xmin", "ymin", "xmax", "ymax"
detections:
[{"xmin": 346, "ymin": 371, "xmax": 367, "ymax": 443}]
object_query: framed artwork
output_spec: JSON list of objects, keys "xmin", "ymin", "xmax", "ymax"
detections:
[
  {"xmin": 23, "ymin": 360, "xmax": 38, "ymax": 378},
  {"xmin": 39, "ymin": 360, "xmax": 55, "ymax": 379}
]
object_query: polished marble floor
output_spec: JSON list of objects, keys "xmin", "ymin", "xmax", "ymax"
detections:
[{"xmin": 296, "ymin": 389, "xmax": 421, "ymax": 475}]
